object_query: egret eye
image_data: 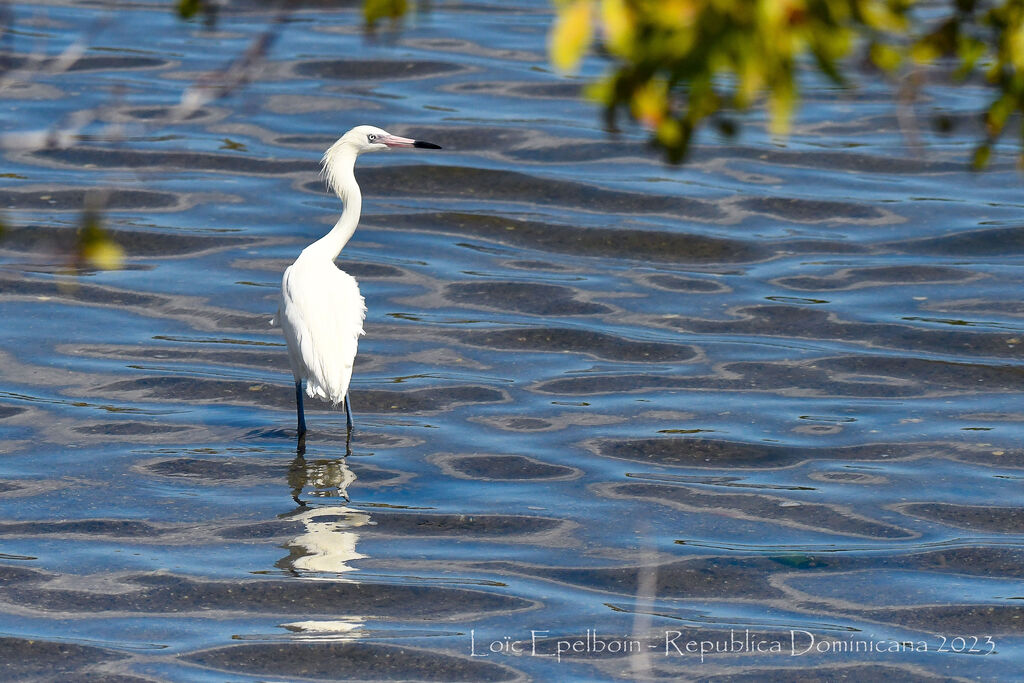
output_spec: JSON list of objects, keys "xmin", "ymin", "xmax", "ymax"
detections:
[{"xmin": 367, "ymin": 134, "xmax": 377, "ymax": 142}]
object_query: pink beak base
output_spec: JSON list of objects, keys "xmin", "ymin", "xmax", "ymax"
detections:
[{"xmin": 381, "ymin": 134, "xmax": 442, "ymax": 150}]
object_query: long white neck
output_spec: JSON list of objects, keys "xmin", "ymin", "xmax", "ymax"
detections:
[{"xmin": 308, "ymin": 143, "xmax": 362, "ymax": 261}]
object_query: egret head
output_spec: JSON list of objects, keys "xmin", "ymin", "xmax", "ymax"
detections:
[
  {"xmin": 322, "ymin": 125, "xmax": 441, "ymax": 198},
  {"xmin": 336, "ymin": 125, "xmax": 442, "ymax": 155}
]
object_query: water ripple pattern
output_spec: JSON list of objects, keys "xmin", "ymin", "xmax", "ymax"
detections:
[{"xmin": 0, "ymin": 0, "xmax": 1022, "ymax": 680}]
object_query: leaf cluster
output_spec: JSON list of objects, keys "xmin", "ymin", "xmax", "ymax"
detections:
[{"xmin": 548, "ymin": 0, "xmax": 1024, "ymax": 165}]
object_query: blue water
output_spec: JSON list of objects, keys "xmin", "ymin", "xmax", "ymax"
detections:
[{"xmin": 1, "ymin": 0, "xmax": 1023, "ymax": 680}]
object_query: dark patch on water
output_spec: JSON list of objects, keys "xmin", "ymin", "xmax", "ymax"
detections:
[
  {"xmin": 74, "ymin": 423, "xmax": 189, "ymax": 435},
  {"xmin": 99, "ymin": 376, "xmax": 505, "ymax": 412},
  {"xmin": 8, "ymin": 572, "xmax": 534, "ymax": 617},
  {"xmin": 481, "ymin": 557, "xmax": 785, "ymax": 600},
  {"xmin": 777, "ymin": 238, "xmax": 870, "ymax": 254},
  {"xmin": 865, "ymin": 604, "xmax": 1024, "ymax": 635},
  {"xmin": 338, "ymin": 261, "xmax": 407, "ymax": 278},
  {"xmin": 386, "ymin": 125, "xmax": 533, "ymax": 153},
  {"xmin": 938, "ymin": 300, "xmax": 1024, "ymax": 317},
  {"xmin": 596, "ymin": 438, "xmax": 800, "ymax": 468},
  {"xmin": 1, "ymin": 224, "xmax": 249, "ymax": 257},
  {"xmin": 369, "ymin": 510, "xmax": 566, "ymax": 538},
  {"xmin": 429, "ymin": 453, "xmax": 579, "ymax": 481},
  {"xmin": 98, "ymin": 376, "xmax": 288, "ymax": 407},
  {"xmin": 382, "ymin": 212, "xmax": 762, "ymax": 263},
  {"xmin": 664, "ymin": 305, "xmax": 1023, "ymax": 359},
  {"xmin": 0, "ymin": 53, "xmax": 166, "ymax": 72},
  {"xmin": 143, "ymin": 457, "xmax": 285, "ymax": 481},
  {"xmin": 447, "ymin": 80, "xmax": 583, "ymax": 100},
  {"xmin": 592, "ymin": 438, "xmax": 939, "ymax": 469},
  {"xmin": 294, "ymin": 59, "xmax": 465, "ymax": 81},
  {"xmin": 460, "ymin": 327, "xmax": 697, "ymax": 363},
  {"xmin": 534, "ymin": 353, "xmax": 1019, "ymax": 396},
  {"xmin": 0, "ymin": 405, "xmax": 24, "ymax": 419},
  {"xmin": 776, "ymin": 265, "xmax": 976, "ymax": 291},
  {"xmin": 0, "ymin": 519, "xmax": 165, "ymax": 537},
  {"xmin": 897, "ymin": 503, "xmax": 1024, "ymax": 532},
  {"xmin": 0, "ymin": 565, "xmax": 47, "ymax": 584},
  {"xmin": 75, "ymin": 345, "xmax": 278, "ymax": 371},
  {"xmin": 115, "ymin": 105, "xmax": 212, "ymax": 122},
  {"xmin": 602, "ymin": 482, "xmax": 913, "ymax": 539},
  {"xmin": 483, "ymin": 416, "xmax": 554, "ymax": 431},
  {"xmin": 350, "ymin": 166, "xmax": 728, "ymax": 218},
  {"xmin": 908, "ymin": 547, "xmax": 1024, "ymax": 576},
  {"xmin": 508, "ymin": 140, "xmax": 653, "ymax": 163},
  {"xmin": 820, "ymin": 356, "xmax": 1024, "ymax": 393},
  {"xmin": 31, "ymin": 147, "xmax": 307, "ymax": 175},
  {"xmin": 0, "ymin": 637, "xmax": 126, "ymax": 680},
  {"xmin": 186, "ymin": 641, "xmax": 518, "ymax": 682},
  {"xmin": 0, "ymin": 274, "xmax": 169, "ymax": 308},
  {"xmin": 0, "ymin": 189, "xmax": 178, "ymax": 212},
  {"xmin": 446, "ymin": 281, "xmax": 611, "ymax": 315},
  {"xmin": 737, "ymin": 196, "xmax": 890, "ymax": 222},
  {"xmin": 891, "ymin": 225, "xmax": 1024, "ymax": 256},
  {"xmin": 217, "ymin": 520, "xmax": 301, "ymax": 540},
  {"xmin": 356, "ymin": 386, "xmax": 508, "ymax": 412},
  {"xmin": 643, "ymin": 273, "xmax": 729, "ymax": 292},
  {"xmin": 692, "ymin": 146, "xmax": 969, "ymax": 174}
]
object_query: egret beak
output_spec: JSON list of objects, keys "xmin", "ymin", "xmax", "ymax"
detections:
[{"xmin": 380, "ymin": 134, "xmax": 442, "ymax": 150}]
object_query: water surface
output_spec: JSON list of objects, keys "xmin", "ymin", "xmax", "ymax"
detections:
[{"xmin": 1, "ymin": 1, "xmax": 1023, "ymax": 680}]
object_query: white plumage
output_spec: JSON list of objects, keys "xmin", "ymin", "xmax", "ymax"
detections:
[
  {"xmin": 274, "ymin": 125, "xmax": 441, "ymax": 437},
  {"xmin": 278, "ymin": 259, "xmax": 364, "ymax": 404}
]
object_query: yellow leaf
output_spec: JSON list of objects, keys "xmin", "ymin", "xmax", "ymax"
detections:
[
  {"xmin": 870, "ymin": 42, "xmax": 902, "ymax": 72},
  {"xmin": 550, "ymin": 0, "xmax": 593, "ymax": 73},
  {"xmin": 910, "ymin": 40, "xmax": 940, "ymax": 65},
  {"xmin": 1011, "ymin": 22, "xmax": 1024, "ymax": 72},
  {"xmin": 585, "ymin": 78, "xmax": 615, "ymax": 105},
  {"xmin": 631, "ymin": 78, "xmax": 668, "ymax": 127},
  {"xmin": 859, "ymin": 0, "xmax": 906, "ymax": 32},
  {"xmin": 601, "ymin": 0, "xmax": 634, "ymax": 56},
  {"xmin": 987, "ymin": 95, "xmax": 1014, "ymax": 136},
  {"xmin": 768, "ymin": 85, "xmax": 795, "ymax": 136},
  {"xmin": 82, "ymin": 239, "xmax": 125, "ymax": 271},
  {"xmin": 656, "ymin": 118, "xmax": 683, "ymax": 148}
]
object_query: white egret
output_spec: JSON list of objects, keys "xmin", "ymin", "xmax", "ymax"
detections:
[{"xmin": 272, "ymin": 125, "xmax": 442, "ymax": 436}]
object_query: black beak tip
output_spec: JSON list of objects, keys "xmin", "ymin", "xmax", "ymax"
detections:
[{"xmin": 414, "ymin": 140, "xmax": 442, "ymax": 150}]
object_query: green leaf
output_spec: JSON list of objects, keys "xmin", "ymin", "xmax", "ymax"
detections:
[
  {"xmin": 364, "ymin": 0, "xmax": 408, "ymax": 27},
  {"xmin": 176, "ymin": 0, "xmax": 202, "ymax": 20},
  {"xmin": 972, "ymin": 142, "xmax": 992, "ymax": 170}
]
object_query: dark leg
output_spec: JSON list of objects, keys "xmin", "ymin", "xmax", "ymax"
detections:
[
  {"xmin": 344, "ymin": 393, "xmax": 353, "ymax": 432},
  {"xmin": 290, "ymin": 439, "xmax": 307, "ymax": 506},
  {"xmin": 295, "ymin": 381, "xmax": 306, "ymax": 436}
]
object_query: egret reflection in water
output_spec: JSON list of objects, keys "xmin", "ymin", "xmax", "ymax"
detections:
[{"xmin": 283, "ymin": 440, "xmax": 369, "ymax": 577}]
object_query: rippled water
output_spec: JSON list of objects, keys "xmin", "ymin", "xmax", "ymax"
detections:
[{"xmin": 2, "ymin": 1, "xmax": 1023, "ymax": 680}]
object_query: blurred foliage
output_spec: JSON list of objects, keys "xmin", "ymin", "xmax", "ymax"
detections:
[
  {"xmin": 176, "ymin": 0, "xmax": 218, "ymax": 23},
  {"xmin": 76, "ymin": 209, "xmax": 124, "ymax": 271},
  {"xmin": 364, "ymin": 0, "xmax": 409, "ymax": 26},
  {"xmin": 545, "ymin": 0, "xmax": 1024, "ymax": 165}
]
